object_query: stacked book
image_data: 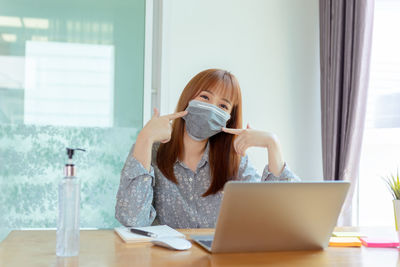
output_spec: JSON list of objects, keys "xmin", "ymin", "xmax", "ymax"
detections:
[{"xmin": 329, "ymin": 231, "xmax": 399, "ymax": 248}]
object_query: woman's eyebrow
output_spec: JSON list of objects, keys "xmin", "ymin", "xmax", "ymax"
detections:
[
  {"xmin": 204, "ymin": 90, "xmax": 232, "ymax": 105},
  {"xmin": 222, "ymin": 98, "xmax": 232, "ymax": 105},
  {"xmin": 221, "ymin": 98, "xmax": 232, "ymax": 106}
]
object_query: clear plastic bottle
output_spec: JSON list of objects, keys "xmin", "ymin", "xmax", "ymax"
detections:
[{"xmin": 56, "ymin": 148, "xmax": 85, "ymax": 257}]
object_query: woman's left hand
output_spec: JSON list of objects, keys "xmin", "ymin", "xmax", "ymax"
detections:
[
  {"xmin": 222, "ymin": 124, "xmax": 278, "ymax": 157},
  {"xmin": 222, "ymin": 124, "xmax": 285, "ymax": 177}
]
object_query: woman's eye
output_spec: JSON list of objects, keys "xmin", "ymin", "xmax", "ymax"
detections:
[
  {"xmin": 200, "ymin": 95, "xmax": 209, "ymax": 100},
  {"xmin": 220, "ymin": 104, "xmax": 228, "ymax": 110}
]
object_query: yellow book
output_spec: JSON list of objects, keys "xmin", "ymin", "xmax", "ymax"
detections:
[
  {"xmin": 332, "ymin": 232, "xmax": 366, "ymax": 238},
  {"xmin": 329, "ymin": 237, "xmax": 362, "ymax": 247}
]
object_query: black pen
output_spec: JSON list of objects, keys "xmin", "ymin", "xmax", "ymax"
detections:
[{"xmin": 130, "ymin": 228, "xmax": 158, "ymax": 238}]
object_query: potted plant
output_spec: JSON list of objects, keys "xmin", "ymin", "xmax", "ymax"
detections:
[{"xmin": 383, "ymin": 169, "xmax": 400, "ymax": 231}]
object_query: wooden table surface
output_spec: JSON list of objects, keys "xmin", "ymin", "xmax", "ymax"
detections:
[{"xmin": 0, "ymin": 227, "xmax": 399, "ymax": 266}]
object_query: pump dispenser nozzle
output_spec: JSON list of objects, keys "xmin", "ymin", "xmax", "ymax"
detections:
[
  {"xmin": 65, "ymin": 148, "xmax": 85, "ymax": 177},
  {"xmin": 66, "ymin": 148, "xmax": 86, "ymax": 160}
]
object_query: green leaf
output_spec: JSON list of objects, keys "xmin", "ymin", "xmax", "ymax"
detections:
[{"xmin": 383, "ymin": 169, "xmax": 400, "ymax": 200}]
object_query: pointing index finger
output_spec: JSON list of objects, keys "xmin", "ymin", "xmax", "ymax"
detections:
[
  {"xmin": 164, "ymin": 111, "xmax": 188, "ymax": 120},
  {"xmin": 222, "ymin": 127, "xmax": 244, "ymax": 135}
]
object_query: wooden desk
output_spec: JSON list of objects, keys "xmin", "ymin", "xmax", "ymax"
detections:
[{"xmin": 0, "ymin": 227, "xmax": 399, "ymax": 266}]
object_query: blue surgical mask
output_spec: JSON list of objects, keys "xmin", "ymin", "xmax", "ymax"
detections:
[{"xmin": 182, "ymin": 100, "xmax": 231, "ymax": 141}]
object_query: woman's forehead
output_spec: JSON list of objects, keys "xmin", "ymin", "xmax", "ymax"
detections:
[{"xmin": 202, "ymin": 82, "xmax": 235, "ymax": 103}]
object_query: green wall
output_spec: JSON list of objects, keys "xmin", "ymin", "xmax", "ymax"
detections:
[{"xmin": 0, "ymin": 0, "xmax": 145, "ymax": 242}]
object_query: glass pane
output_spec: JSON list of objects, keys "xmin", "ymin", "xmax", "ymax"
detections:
[
  {"xmin": 358, "ymin": 0, "xmax": 400, "ymax": 226},
  {"xmin": 365, "ymin": 0, "xmax": 400, "ymax": 129},
  {"xmin": 0, "ymin": 0, "xmax": 145, "ymax": 241}
]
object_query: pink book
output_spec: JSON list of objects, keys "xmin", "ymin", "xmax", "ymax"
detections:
[{"xmin": 360, "ymin": 237, "xmax": 399, "ymax": 248}]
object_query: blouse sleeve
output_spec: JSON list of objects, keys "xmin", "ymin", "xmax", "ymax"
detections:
[
  {"xmin": 115, "ymin": 143, "xmax": 157, "ymax": 227},
  {"xmin": 237, "ymin": 154, "xmax": 300, "ymax": 182},
  {"xmin": 261, "ymin": 163, "xmax": 300, "ymax": 181}
]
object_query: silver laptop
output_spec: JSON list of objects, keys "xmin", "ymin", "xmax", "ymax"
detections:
[{"xmin": 191, "ymin": 181, "xmax": 349, "ymax": 253}]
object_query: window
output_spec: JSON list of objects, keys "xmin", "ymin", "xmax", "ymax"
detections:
[
  {"xmin": 24, "ymin": 41, "xmax": 115, "ymax": 127},
  {"xmin": 0, "ymin": 0, "xmax": 146, "ymax": 242},
  {"xmin": 358, "ymin": 0, "xmax": 400, "ymax": 226}
]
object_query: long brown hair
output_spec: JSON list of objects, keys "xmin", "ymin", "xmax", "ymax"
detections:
[{"xmin": 156, "ymin": 69, "xmax": 243, "ymax": 196}]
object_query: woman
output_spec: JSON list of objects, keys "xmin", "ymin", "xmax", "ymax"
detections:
[{"xmin": 115, "ymin": 69, "xmax": 298, "ymax": 228}]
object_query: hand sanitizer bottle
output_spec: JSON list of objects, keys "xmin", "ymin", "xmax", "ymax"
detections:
[{"xmin": 56, "ymin": 148, "xmax": 85, "ymax": 257}]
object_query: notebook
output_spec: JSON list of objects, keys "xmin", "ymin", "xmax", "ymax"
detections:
[
  {"xmin": 332, "ymin": 232, "xmax": 366, "ymax": 238},
  {"xmin": 114, "ymin": 225, "xmax": 185, "ymax": 243},
  {"xmin": 360, "ymin": 237, "xmax": 399, "ymax": 248},
  {"xmin": 329, "ymin": 237, "xmax": 362, "ymax": 247}
]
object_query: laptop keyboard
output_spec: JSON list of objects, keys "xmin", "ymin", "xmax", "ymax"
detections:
[{"xmin": 198, "ymin": 240, "xmax": 213, "ymax": 248}]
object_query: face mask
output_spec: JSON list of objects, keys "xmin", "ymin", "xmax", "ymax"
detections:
[{"xmin": 182, "ymin": 99, "xmax": 231, "ymax": 141}]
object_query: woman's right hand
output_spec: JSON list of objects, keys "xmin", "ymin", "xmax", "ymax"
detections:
[
  {"xmin": 133, "ymin": 108, "xmax": 187, "ymax": 171},
  {"xmin": 138, "ymin": 108, "xmax": 188, "ymax": 144}
]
